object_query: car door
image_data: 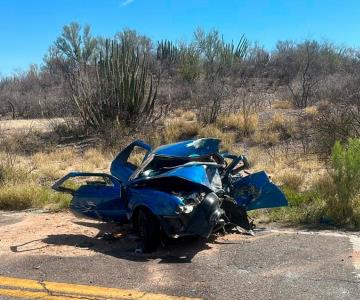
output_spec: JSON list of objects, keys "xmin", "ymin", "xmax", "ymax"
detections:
[
  {"xmin": 231, "ymin": 171, "xmax": 288, "ymax": 210},
  {"xmin": 110, "ymin": 140, "xmax": 152, "ymax": 183},
  {"xmin": 52, "ymin": 172, "xmax": 127, "ymax": 223}
]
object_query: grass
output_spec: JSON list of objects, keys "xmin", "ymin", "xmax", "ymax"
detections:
[
  {"xmin": 0, "ymin": 184, "xmax": 70, "ymax": 211},
  {"xmin": 1, "ymin": 116, "xmax": 359, "ymax": 231},
  {"xmin": 272, "ymin": 100, "xmax": 293, "ymax": 109},
  {"xmin": 252, "ymin": 113, "xmax": 294, "ymax": 145},
  {"xmin": 275, "ymin": 172, "xmax": 304, "ymax": 192},
  {"xmin": 216, "ymin": 113, "xmax": 258, "ymax": 137},
  {"xmin": 0, "ymin": 147, "xmax": 102, "ymax": 211},
  {"xmin": 198, "ymin": 125, "xmax": 235, "ymax": 151},
  {"xmin": 262, "ymin": 185, "xmax": 326, "ymax": 224},
  {"xmin": 163, "ymin": 119, "xmax": 200, "ymax": 144}
]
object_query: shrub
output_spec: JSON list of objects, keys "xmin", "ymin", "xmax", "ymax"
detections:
[
  {"xmin": 325, "ymin": 139, "xmax": 360, "ymax": 226},
  {"xmin": 276, "ymin": 172, "xmax": 304, "ymax": 192},
  {"xmin": 264, "ymin": 186, "xmax": 325, "ymax": 224},
  {"xmin": 272, "ymin": 100, "xmax": 293, "ymax": 109},
  {"xmin": 198, "ymin": 125, "xmax": 235, "ymax": 151},
  {"xmin": 252, "ymin": 130, "xmax": 279, "ymax": 146},
  {"xmin": 182, "ymin": 111, "xmax": 197, "ymax": 122},
  {"xmin": 163, "ymin": 120, "xmax": 200, "ymax": 144},
  {"xmin": 0, "ymin": 184, "xmax": 70, "ymax": 210},
  {"xmin": 268, "ymin": 113, "xmax": 294, "ymax": 140},
  {"xmin": 216, "ymin": 113, "xmax": 258, "ymax": 137}
]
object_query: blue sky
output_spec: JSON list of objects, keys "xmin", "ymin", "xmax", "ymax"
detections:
[{"xmin": 1, "ymin": 0, "xmax": 359, "ymax": 75}]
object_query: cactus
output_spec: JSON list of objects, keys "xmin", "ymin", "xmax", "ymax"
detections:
[
  {"xmin": 71, "ymin": 38, "xmax": 158, "ymax": 129},
  {"xmin": 156, "ymin": 40, "xmax": 179, "ymax": 65}
]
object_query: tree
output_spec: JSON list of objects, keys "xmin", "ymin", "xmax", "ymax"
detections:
[
  {"xmin": 53, "ymin": 22, "xmax": 98, "ymax": 68},
  {"xmin": 193, "ymin": 28, "xmax": 248, "ymax": 123}
]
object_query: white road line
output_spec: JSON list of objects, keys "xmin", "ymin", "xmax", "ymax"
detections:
[{"xmin": 349, "ymin": 235, "xmax": 360, "ymax": 279}]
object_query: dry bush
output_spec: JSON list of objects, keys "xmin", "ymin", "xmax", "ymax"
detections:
[
  {"xmin": 163, "ymin": 120, "xmax": 200, "ymax": 144},
  {"xmin": 275, "ymin": 171, "xmax": 304, "ymax": 192},
  {"xmin": 0, "ymin": 128, "xmax": 48, "ymax": 155},
  {"xmin": 216, "ymin": 113, "xmax": 258, "ymax": 137},
  {"xmin": 198, "ymin": 125, "xmax": 235, "ymax": 151},
  {"xmin": 83, "ymin": 148, "xmax": 108, "ymax": 169},
  {"xmin": 304, "ymin": 105, "xmax": 318, "ymax": 116},
  {"xmin": 173, "ymin": 109, "xmax": 184, "ymax": 117},
  {"xmin": 268, "ymin": 113, "xmax": 288, "ymax": 132},
  {"xmin": 272, "ymin": 100, "xmax": 293, "ymax": 109},
  {"xmin": 253, "ymin": 113, "xmax": 294, "ymax": 146},
  {"xmin": 182, "ymin": 111, "xmax": 197, "ymax": 121},
  {"xmin": 252, "ymin": 130, "xmax": 280, "ymax": 146}
]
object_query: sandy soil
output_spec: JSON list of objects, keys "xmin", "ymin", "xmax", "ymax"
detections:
[
  {"xmin": 0, "ymin": 211, "xmax": 120, "ymax": 258},
  {"xmin": 0, "ymin": 211, "xmax": 258, "ymax": 259},
  {"xmin": 0, "ymin": 118, "xmax": 64, "ymax": 134}
]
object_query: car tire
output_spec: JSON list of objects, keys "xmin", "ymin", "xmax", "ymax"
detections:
[{"xmin": 137, "ymin": 208, "xmax": 160, "ymax": 253}]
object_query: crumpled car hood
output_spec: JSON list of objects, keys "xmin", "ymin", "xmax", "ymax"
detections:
[{"xmin": 131, "ymin": 162, "xmax": 222, "ymax": 192}]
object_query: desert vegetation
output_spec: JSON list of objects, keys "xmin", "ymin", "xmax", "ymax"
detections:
[{"xmin": 1, "ymin": 23, "xmax": 360, "ymax": 228}]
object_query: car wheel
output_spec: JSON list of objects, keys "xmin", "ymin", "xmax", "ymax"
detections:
[{"xmin": 137, "ymin": 208, "xmax": 160, "ymax": 253}]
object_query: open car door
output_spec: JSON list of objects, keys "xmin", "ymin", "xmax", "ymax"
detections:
[
  {"xmin": 52, "ymin": 172, "xmax": 127, "ymax": 223},
  {"xmin": 232, "ymin": 171, "xmax": 287, "ymax": 210},
  {"xmin": 110, "ymin": 140, "xmax": 152, "ymax": 183}
]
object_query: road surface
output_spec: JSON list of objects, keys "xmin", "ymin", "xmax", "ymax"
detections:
[{"xmin": 0, "ymin": 211, "xmax": 359, "ymax": 299}]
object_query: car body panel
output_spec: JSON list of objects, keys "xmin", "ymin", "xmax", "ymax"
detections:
[
  {"xmin": 110, "ymin": 140, "xmax": 152, "ymax": 183},
  {"xmin": 153, "ymin": 138, "xmax": 220, "ymax": 157},
  {"xmin": 232, "ymin": 171, "xmax": 288, "ymax": 210}
]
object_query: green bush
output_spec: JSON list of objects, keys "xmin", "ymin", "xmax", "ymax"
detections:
[
  {"xmin": 265, "ymin": 186, "xmax": 324, "ymax": 224},
  {"xmin": 325, "ymin": 139, "xmax": 360, "ymax": 226}
]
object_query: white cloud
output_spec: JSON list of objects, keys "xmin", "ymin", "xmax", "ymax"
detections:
[{"xmin": 120, "ymin": 0, "xmax": 134, "ymax": 7}]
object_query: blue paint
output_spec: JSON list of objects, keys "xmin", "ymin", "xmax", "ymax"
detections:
[
  {"xmin": 110, "ymin": 140, "xmax": 152, "ymax": 183},
  {"xmin": 232, "ymin": 171, "xmax": 288, "ymax": 210},
  {"xmin": 127, "ymin": 188, "xmax": 183, "ymax": 217},
  {"xmin": 132, "ymin": 163, "xmax": 216, "ymax": 190},
  {"xmin": 153, "ymin": 138, "xmax": 220, "ymax": 157}
]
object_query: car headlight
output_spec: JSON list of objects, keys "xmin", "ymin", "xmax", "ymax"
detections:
[
  {"xmin": 176, "ymin": 192, "xmax": 204, "ymax": 215},
  {"xmin": 176, "ymin": 204, "xmax": 194, "ymax": 214}
]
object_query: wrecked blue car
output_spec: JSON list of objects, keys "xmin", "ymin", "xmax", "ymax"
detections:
[{"xmin": 52, "ymin": 138, "xmax": 287, "ymax": 252}]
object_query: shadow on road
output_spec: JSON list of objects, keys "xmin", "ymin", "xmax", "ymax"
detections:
[{"xmin": 38, "ymin": 220, "xmax": 214, "ymax": 263}]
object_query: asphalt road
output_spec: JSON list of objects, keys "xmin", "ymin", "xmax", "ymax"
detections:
[{"xmin": 0, "ymin": 211, "xmax": 359, "ymax": 299}]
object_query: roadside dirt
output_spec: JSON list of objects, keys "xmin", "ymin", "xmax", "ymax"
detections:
[
  {"xmin": 0, "ymin": 211, "xmax": 260, "ymax": 259},
  {"xmin": 0, "ymin": 119, "xmax": 62, "ymax": 134},
  {"xmin": 0, "ymin": 211, "xmax": 120, "ymax": 258}
]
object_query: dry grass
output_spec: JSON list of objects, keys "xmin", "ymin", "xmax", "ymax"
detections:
[
  {"xmin": 253, "ymin": 113, "xmax": 294, "ymax": 145},
  {"xmin": 83, "ymin": 148, "xmax": 108, "ymax": 169},
  {"xmin": 275, "ymin": 171, "xmax": 304, "ymax": 192},
  {"xmin": 216, "ymin": 113, "xmax": 258, "ymax": 137},
  {"xmin": 252, "ymin": 130, "xmax": 280, "ymax": 145},
  {"xmin": 0, "ymin": 145, "xmax": 111, "ymax": 210},
  {"xmin": 304, "ymin": 105, "xmax": 318, "ymax": 116},
  {"xmin": 0, "ymin": 113, "xmax": 342, "ymax": 230},
  {"xmin": 198, "ymin": 125, "xmax": 235, "ymax": 151},
  {"xmin": 268, "ymin": 113, "xmax": 289, "ymax": 132},
  {"xmin": 0, "ymin": 183, "xmax": 70, "ymax": 211},
  {"xmin": 173, "ymin": 109, "xmax": 184, "ymax": 117},
  {"xmin": 272, "ymin": 100, "xmax": 293, "ymax": 109},
  {"xmin": 182, "ymin": 111, "xmax": 197, "ymax": 121},
  {"xmin": 163, "ymin": 119, "xmax": 200, "ymax": 144}
]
